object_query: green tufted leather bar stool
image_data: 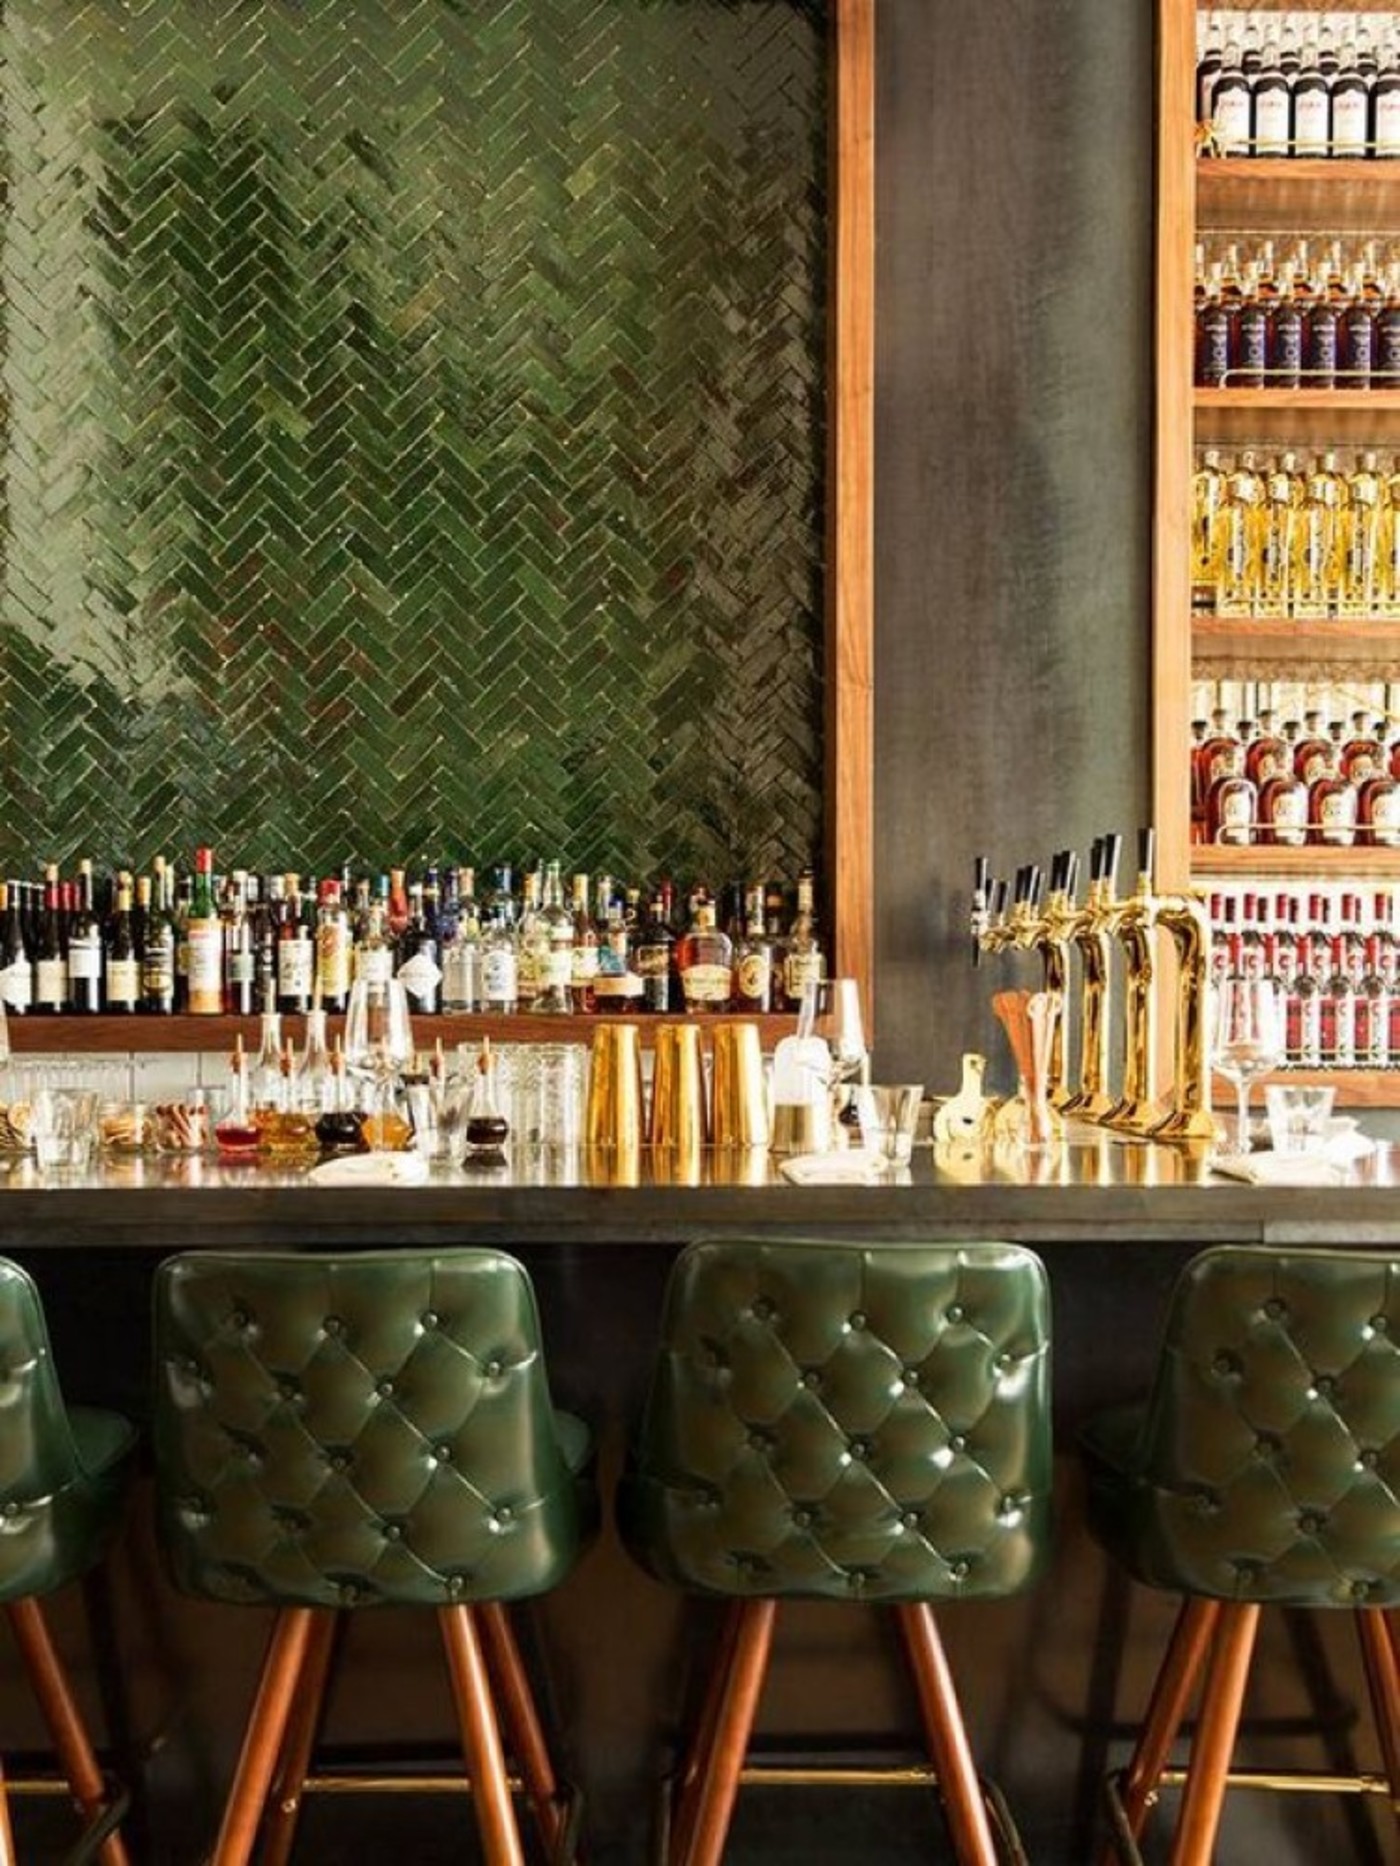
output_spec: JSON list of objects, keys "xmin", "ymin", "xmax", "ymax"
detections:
[
  {"xmin": 0, "ymin": 1257, "xmax": 137, "ymax": 1865},
  {"xmin": 617, "ymin": 1236, "xmax": 1053, "ymax": 1866},
  {"xmin": 1082, "ymin": 1245, "xmax": 1400, "ymax": 1865},
  {"xmin": 152, "ymin": 1249, "xmax": 596, "ymax": 1866}
]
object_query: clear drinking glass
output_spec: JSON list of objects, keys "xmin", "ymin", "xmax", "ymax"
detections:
[{"xmin": 1211, "ymin": 976, "xmax": 1284, "ymax": 1156}]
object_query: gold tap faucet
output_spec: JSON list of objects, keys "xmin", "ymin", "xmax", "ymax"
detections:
[
  {"xmin": 1061, "ymin": 837, "xmax": 1116, "ymax": 1123},
  {"xmin": 1151, "ymin": 885, "xmax": 1216, "ymax": 1144},
  {"xmin": 1036, "ymin": 851, "xmax": 1079, "ymax": 1107},
  {"xmin": 1104, "ymin": 831, "xmax": 1164, "ymax": 1136}
]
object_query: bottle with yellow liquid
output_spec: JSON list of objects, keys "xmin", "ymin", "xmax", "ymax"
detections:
[
  {"xmin": 1342, "ymin": 450, "xmax": 1384, "ymax": 618},
  {"xmin": 1294, "ymin": 450, "xmax": 1345, "ymax": 620},
  {"xmin": 1257, "ymin": 451, "xmax": 1302, "ymax": 618},
  {"xmin": 1192, "ymin": 448, "xmax": 1228, "ymax": 611},
  {"xmin": 1218, "ymin": 449, "xmax": 1264, "ymax": 616}
]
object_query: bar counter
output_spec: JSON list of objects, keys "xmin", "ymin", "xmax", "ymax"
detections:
[{"xmin": 0, "ymin": 1141, "xmax": 1394, "ymax": 1864}]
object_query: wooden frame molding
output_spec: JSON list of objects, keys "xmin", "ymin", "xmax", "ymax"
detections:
[{"xmin": 829, "ymin": 0, "xmax": 876, "ymax": 1025}]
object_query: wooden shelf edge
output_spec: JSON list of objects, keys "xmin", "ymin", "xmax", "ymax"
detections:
[
  {"xmin": 1198, "ymin": 156, "xmax": 1400, "ymax": 183},
  {"xmin": 1192, "ymin": 846, "xmax": 1400, "ymax": 876},
  {"xmin": 1195, "ymin": 388, "xmax": 1400, "ymax": 409},
  {"xmin": 1, "ymin": 1012, "xmax": 801, "ymax": 1055}
]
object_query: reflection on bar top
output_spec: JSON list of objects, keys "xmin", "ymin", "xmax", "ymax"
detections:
[{"xmin": 0, "ymin": 1138, "xmax": 1394, "ymax": 1194}]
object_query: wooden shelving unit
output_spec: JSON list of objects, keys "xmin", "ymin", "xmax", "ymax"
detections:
[{"xmin": 1157, "ymin": 0, "xmax": 1400, "ymax": 1105}]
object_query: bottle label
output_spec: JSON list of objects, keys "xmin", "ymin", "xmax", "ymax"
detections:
[
  {"xmin": 227, "ymin": 947, "xmax": 255, "ymax": 987},
  {"xmin": 785, "ymin": 951, "xmax": 823, "ymax": 996},
  {"xmin": 0, "ymin": 959, "xmax": 31, "ymax": 1011},
  {"xmin": 1377, "ymin": 91, "xmax": 1400, "ymax": 156},
  {"xmin": 316, "ymin": 926, "xmax": 351, "ymax": 1000},
  {"xmin": 1212, "ymin": 85, "xmax": 1251, "ymax": 154},
  {"xmin": 277, "ymin": 938, "xmax": 314, "ymax": 998},
  {"xmin": 571, "ymin": 945, "xmax": 600, "ymax": 985},
  {"xmin": 481, "ymin": 949, "xmax": 518, "ymax": 1002},
  {"xmin": 1293, "ymin": 89, "xmax": 1329, "ymax": 153},
  {"xmin": 142, "ymin": 941, "xmax": 174, "ymax": 1001},
  {"xmin": 397, "ymin": 952, "xmax": 443, "ymax": 995},
  {"xmin": 354, "ymin": 946, "xmax": 394, "ymax": 987},
  {"xmin": 1274, "ymin": 316, "xmax": 1303, "ymax": 376},
  {"xmin": 441, "ymin": 944, "xmax": 479, "ymax": 1011},
  {"xmin": 594, "ymin": 974, "xmax": 644, "ymax": 1002},
  {"xmin": 105, "ymin": 957, "xmax": 140, "ymax": 1004},
  {"xmin": 1370, "ymin": 791, "xmax": 1400, "ymax": 845},
  {"xmin": 188, "ymin": 919, "xmax": 224, "ymax": 1010},
  {"xmin": 635, "ymin": 942, "xmax": 671, "ymax": 977},
  {"xmin": 736, "ymin": 953, "xmax": 771, "ymax": 1004},
  {"xmin": 1268, "ymin": 788, "xmax": 1308, "ymax": 845},
  {"xmin": 542, "ymin": 947, "xmax": 573, "ymax": 991},
  {"xmin": 1318, "ymin": 789, "xmax": 1358, "ymax": 844},
  {"xmin": 682, "ymin": 963, "xmax": 731, "ymax": 1004},
  {"xmin": 1217, "ymin": 785, "xmax": 1253, "ymax": 844},
  {"xmin": 35, "ymin": 957, "xmax": 66, "ymax": 1005},
  {"xmin": 1238, "ymin": 315, "xmax": 1267, "ymax": 374},
  {"xmin": 1333, "ymin": 91, "xmax": 1368, "ymax": 155},
  {"xmin": 67, "ymin": 936, "xmax": 101, "ymax": 981},
  {"xmin": 1252, "ymin": 88, "xmax": 1290, "ymax": 154}
]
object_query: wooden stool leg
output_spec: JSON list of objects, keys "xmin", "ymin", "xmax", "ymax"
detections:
[
  {"xmin": 1106, "ymin": 1595, "xmax": 1223, "ymax": 1861},
  {"xmin": 670, "ymin": 1602, "xmax": 746, "ymax": 1866},
  {"xmin": 0, "ymin": 1754, "xmax": 19, "ymax": 1866},
  {"xmin": 259, "ymin": 1607, "xmax": 340, "ymax": 1866},
  {"xmin": 6, "ymin": 1597, "xmax": 131, "ymax": 1866},
  {"xmin": 439, "ymin": 1605, "xmax": 526, "ymax": 1866},
  {"xmin": 210, "ymin": 1606, "xmax": 316, "ymax": 1866},
  {"xmin": 1168, "ymin": 1600, "xmax": 1259, "ymax": 1866},
  {"xmin": 676, "ymin": 1598, "xmax": 776, "ymax": 1866},
  {"xmin": 896, "ymin": 1601, "xmax": 998, "ymax": 1866},
  {"xmin": 477, "ymin": 1603, "xmax": 567, "ymax": 1857},
  {"xmin": 1357, "ymin": 1608, "xmax": 1400, "ymax": 1814}
]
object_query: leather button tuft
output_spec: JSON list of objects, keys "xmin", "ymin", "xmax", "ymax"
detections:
[
  {"xmin": 328, "ymin": 1452, "xmax": 350, "ymax": 1473},
  {"xmin": 421, "ymin": 1311, "xmax": 439, "ymax": 1330},
  {"xmin": 493, "ymin": 1506, "xmax": 513, "ymax": 1526},
  {"xmin": 484, "ymin": 1359, "xmax": 503, "ymax": 1378},
  {"xmin": 904, "ymin": 1367, "xmax": 921, "ymax": 1387},
  {"xmin": 848, "ymin": 1310, "xmax": 867, "ymax": 1331},
  {"xmin": 231, "ymin": 1309, "xmax": 251, "ymax": 1330},
  {"xmin": 1352, "ymin": 1579, "xmax": 1374, "ymax": 1601},
  {"xmin": 1370, "ymin": 1314, "xmax": 1390, "ymax": 1334},
  {"xmin": 950, "ymin": 1433, "xmax": 968, "ymax": 1453},
  {"xmin": 945, "ymin": 1304, "xmax": 965, "ymax": 1324},
  {"xmin": 950, "ymin": 1559, "xmax": 971, "ymax": 1580},
  {"xmin": 1263, "ymin": 1298, "xmax": 1287, "ymax": 1320},
  {"xmin": 323, "ymin": 1316, "xmax": 344, "ymax": 1338},
  {"xmin": 434, "ymin": 1444, "xmax": 453, "ymax": 1463},
  {"xmin": 1312, "ymin": 1375, "xmax": 1337, "ymax": 1398},
  {"xmin": 278, "ymin": 1379, "xmax": 299, "ymax": 1401},
  {"xmin": 848, "ymin": 1438, "xmax": 871, "ymax": 1462},
  {"xmin": 751, "ymin": 1297, "xmax": 775, "ymax": 1322},
  {"xmin": 747, "ymin": 1431, "xmax": 769, "ymax": 1453},
  {"xmin": 1299, "ymin": 1511, "xmax": 1327, "ymax": 1535},
  {"xmin": 792, "ymin": 1508, "xmax": 814, "ymax": 1529},
  {"xmin": 801, "ymin": 1368, "xmax": 822, "ymax": 1390},
  {"xmin": 383, "ymin": 1522, "xmax": 403, "ymax": 1542},
  {"xmin": 1358, "ymin": 1448, "xmax": 1379, "ymax": 1470},
  {"xmin": 376, "ymin": 1379, "xmax": 394, "ymax": 1398},
  {"xmin": 1212, "ymin": 1352, "xmax": 1240, "ymax": 1378},
  {"xmin": 995, "ymin": 1352, "xmax": 1014, "ymax": 1372},
  {"xmin": 447, "ymin": 1575, "xmax": 465, "ymax": 1595},
  {"xmin": 3, "ymin": 1501, "xmax": 20, "ymax": 1519},
  {"xmin": 901, "ymin": 1509, "xmax": 921, "ymax": 1530},
  {"xmin": 339, "ymin": 1582, "xmax": 359, "ymax": 1604}
]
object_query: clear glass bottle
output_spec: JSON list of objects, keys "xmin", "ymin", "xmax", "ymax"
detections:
[
  {"xmin": 782, "ymin": 870, "xmax": 826, "ymax": 1009},
  {"xmin": 463, "ymin": 1037, "xmax": 510, "ymax": 1161},
  {"xmin": 1219, "ymin": 450, "xmax": 1264, "ymax": 614},
  {"xmin": 532, "ymin": 861, "xmax": 574, "ymax": 1015},
  {"xmin": 1192, "ymin": 448, "xmax": 1228, "ymax": 609},
  {"xmin": 732, "ymin": 883, "xmax": 774, "ymax": 1014},
  {"xmin": 569, "ymin": 872, "xmax": 599, "ymax": 1013},
  {"xmin": 480, "ymin": 867, "xmax": 520, "ymax": 1014},
  {"xmin": 516, "ymin": 869, "xmax": 544, "ymax": 1010},
  {"xmin": 441, "ymin": 867, "xmax": 482, "ymax": 1014},
  {"xmin": 1295, "ymin": 452, "xmax": 1344, "ymax": 618},
  {"xmin": 1258, "ymin": 453, "xmax": 1301, "ymax": 616}
]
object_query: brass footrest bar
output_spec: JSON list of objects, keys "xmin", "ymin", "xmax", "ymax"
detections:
[
  {"xmin": 1105, "ymin": 1762, "xmax": 1396, "ymax": 1865},
  {"xmin": 1, "ymin": 1770, "xmax": 131, "ymax": 1866},
  {"xmin": 659, "ymin": 1761, "xmax": 1027, "ymax": 1865},
  {"xmin": 295, "ymin": 1770, "xmax": 582, "ymax": 1866}
]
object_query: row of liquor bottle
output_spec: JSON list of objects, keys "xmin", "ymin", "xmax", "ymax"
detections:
[
  {"xmin": 1191, "ymin": 699, "xmax": 1400, "ymax": 846},
  {"xmin": 0, "ymin": 854, "xmax": 827, "ymax": 1019},
  {"xmin": 1209, "ymin": 883, "xmax": 1400, "ymax": 1067},
  {"xmin": 1192, "ymin": 447, "xmax": 1400, "ymax": 616},
  {"xmin": 1197, "ymin": 12, "xmax": 1400, "ymax": 157},
  {"xmin": 1195, "ymin": 241, "xmax": 1400, "ymax": 388}
]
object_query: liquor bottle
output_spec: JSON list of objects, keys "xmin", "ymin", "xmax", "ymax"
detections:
[
  {"xmin": 275, "ymin": 874, "xmax": 314, "ymax": 1016},
  {"xmin": 1307, "ymin": 276, "xmax": 1342, "ymax": 388},
  {"xmin": 314, "ymin": 878, "xmax": 352, "ymax": 1016},
  {"xmin": 1358, "ymin": 756, "xmax": 1400, "ymax": 847},
  {"xmin": 593, "ymin": 882, "xmax": 643, "ymax": 1015},
  {"xmin": 1205, "ymin": 742, "xmax": 1256, "ymax": 846},
  {"xmin": 1320, "ymin": 936, "xmax": 1356, "ymax": 1067},
  {"xmin": 532, "ymin": 861, "xmax": 574, "ymax": 1015},
  {"xmin": 1292, "ymin": 41, "xmax": 1331, "ymax": 157},
  {"xmin": 139, "ymin": 870, "xmax": 175, "ymax": 1015},
  {"xmin": 1341, "ymin": 709, "xmax": 1384, "ymax": 784},
  {"xmin": 1355, "ymin": 931, "xmax": 1390, "ymax": 1067},
  {"xmin": 1270, "ymin": 275, "xmax": 1305, "ymax": 388},
  {"xmin": 1251, "ymin": 31, "xmax": 1290, "ymax": 156},
  {"xmin": 1309, "ymin": 729, "xmax": 1359, "ymax": 848},
  {"xmin": 1331, "ymin": 40, "xmax": 1371, "ymax": 159},
  {"xmin": 398, "ymin": 882, "xmax": 442, "ymax": 1017},
  {"xmin": 1196, "ymin": 273, "xmax": 1233, "ymax": 386},
  {"xmin": 1219, "ymin": 450, "xmax": 1263, "ymax": 614},
  {"xmin": 386, "ymin": 867, "xmax": 411, "ymax": 942},
  {"xmin": 1341, "ymin": 268, "xmax": 1375, "ymax": 388},
  {"xmin": 249, "ymin": 1010, "xmax": 286, "ymax": 1138},
  {"xmin": 1210, "ymin": 31, "xmax": 1252, "ymax": 155},
  {"xmin": 1258, "ymin": 453, "xmax": 1300, "ymax": 614},
  {"xmin": 569, "ymin": 873, "xmax": 599, "ymax": 1014},
  {"xmin": 441, "ymin": 869, "xmax": 482, "ymax": 1014},
  {"xmin": 1295, "ymin": 453, "xmax": 1343, "ymax": 617},
  {"xmin": 104, "ymin": 873, "xmax": 140, "ymax": 1015},
  {"xmin": 676, "ymin": 895, "xmax": 733, "ymax": 1014},
  {"xmin": 1376, "ymin": 37, "xmax": 1400, "ymax": 157},
  {"xmin": 172, "ymin": 869, "xmax": 192, "ymax": 1010},
  {"xmin": 783, "ymin": 869, "xmax": 826, "ymax": 1008},
  {"xmin": 1234, "ymin": 266, "xmax": 1268, "ymax": 387},
  {"xmin": 1290, "ymin": 931, "xmax": 1323, "ymax": 1067},
  {"xmin": 300, "ymin": 1007, "xmax": 335, "ymax": 1115},
  {"xmin": 33, "ymin": 863, "xmax": 67, "ymax": 1015},
  {"xmin": 480, "ymin": 868, "xmax": 520, "ymax": 1014},
  {"xmin": 0, "ymin": 883, "xmax": 31, "ymax": 1016},
  {"xmin": 67, "ymin": 858, "xmax": 103, "ymax": 1014},
  {"xmin": 222, "ymin": 874, "xmax": 256, "ymax": 1017},
  {"xmin": 1257, "ymin": 749, "xmax": 1309, "ymax": 847},
  {"xmin": 731, "ymin": 883, "xmax": 774, "ymax": 1014},
  {"xmin": 1293, "ymin": 708, "xmax": 1332, "ymax": 784},
  {"xmin": 516, "ymin": 869, "xmax": 544, "ymax": 1010},
  {"xmin": 187, "ymin": 846, "xmax": 224, "ymax": 1015},
  {"xmin": 1191, "ymin": 448, "xmax": 1228, "ymax": 608},
  {"xmin": 1245, "ymin": 707, "xmax": 1288, "ymax": 786},
  {"xmin": 1343, "ymin": 451, "xmax": 1383, "ymax": 614},
  {"xmin": 354, "ymin": 901, "xmax": 395, "ymax": 990},
  {"xmin": 635, "ymin": 891, "xmax": 676, "ymax": 1014},
  {"xmin": 1196, "ymin": 16, "xmax": 1224, "ymax": 123}
]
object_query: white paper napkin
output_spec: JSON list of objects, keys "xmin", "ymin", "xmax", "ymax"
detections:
[
  {"xmin": 1211, "ymin": 1129, "xmax": 1374, "ymax": 1187},
  {"xmin": 309, "ymin": 1152, "xmax": 430, "ymax": 1187},
  {"xmin": 778, "ymin": 1150, "xmax": 887, "ymax": 1186}
]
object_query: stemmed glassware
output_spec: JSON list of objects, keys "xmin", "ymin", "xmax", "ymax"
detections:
[
  {"xmin": 342, "ymin": 976, "xmax": 415, "ymax": 1149},
  {"xmin": 1210, "ymin": 975, "xmax": 1284, "ymax": 1157}
]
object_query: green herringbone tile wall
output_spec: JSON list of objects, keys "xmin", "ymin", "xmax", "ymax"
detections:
[{"xmin": 0, "ymin": 0, "xmax": 827, "ymax": 883}]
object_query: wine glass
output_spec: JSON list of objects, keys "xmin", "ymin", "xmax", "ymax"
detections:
[
  {"xmin": 799, "ymin": 978, "xmax": 868, "ymax": 1139},
  {"xmin": 342, "ymin": 976, "xmax": 415, "ymax": 1149},
  {"xmin": 1211, "ymin": 975, "xmax": 1284, "ymax": 1156}
]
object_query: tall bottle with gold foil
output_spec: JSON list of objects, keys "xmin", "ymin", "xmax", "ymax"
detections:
[
  {"xmin": 1258, "ymin": 452, "xmax": 1302, "ymax": 618},
  {"xmin": 1383, "ymin": 454, "xmax": 1400, "ymax": 617},
  {"xmin": 1342, "ymin": 451, "xmax": 1385, "ymax": 618},
  {"xmin": 1218, "ymin": 449, "xmax": 1264, "ymax": 616},
  {"xmin": 1294, "ymin": 451, "xmax": 1345, "ymax": 620},
  {"xmin": 1191, "ymin": 448, "xmax": 1228, "ymax": 610}
]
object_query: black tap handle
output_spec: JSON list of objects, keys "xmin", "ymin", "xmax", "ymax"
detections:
[
  {"xmin": 1103, "ymin": 834, "xmax": 1123, "ymax": 891},
  {"xmin": 1138, "ymin": 825, "xmax": 1156, "ymax": 884}
]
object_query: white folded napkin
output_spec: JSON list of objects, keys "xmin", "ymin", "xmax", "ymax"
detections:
[
  {"xmin": 309, "ymin": 1152, "xmax": 430, "ymax": 1187},
  {"xmin": 778, "ymin": 1150, "xmax": 886, "ymax": 1186},
  {"xmin": 1211, "ymin": 1129, "xmax": 1374, "ymax": 1186}
]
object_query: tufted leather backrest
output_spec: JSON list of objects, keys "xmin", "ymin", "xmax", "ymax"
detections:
[
  {"xmin": 0, "ymin": 1257, "xmax": 126, "ymax": 1599},
  {"xmin": 1116, "ymin": 1246, "xmax": 1400, "ymax": 1606},
  {"xmin": 153, "ymin": 1250, "xmax": 587, "ymax": 1608},
  {"xmin": 618, "ymin": 1238, "xmax": 1052, "ymax": 1602}
]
